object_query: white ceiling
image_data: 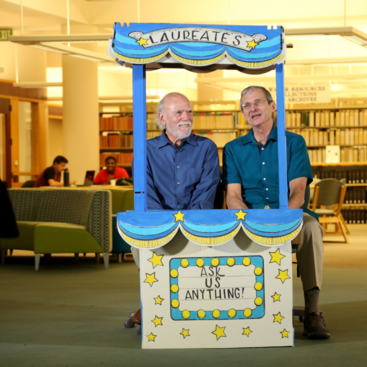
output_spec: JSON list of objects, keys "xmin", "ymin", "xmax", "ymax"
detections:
[{"xmin": 2, "ymin": 0, "xmax": 367, "ymax": 100}]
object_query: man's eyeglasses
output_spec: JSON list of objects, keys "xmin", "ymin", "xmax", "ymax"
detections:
[{"xmin": 241, "ymin": 99, "xmax": 267, "ymax": 110}]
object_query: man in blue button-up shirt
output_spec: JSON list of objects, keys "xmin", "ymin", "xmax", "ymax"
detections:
[
  {"xmin": 223, "ymin": 86, "xmax": 329, "ymax": 340},
  {"xmin": 129, "ymin": 93, "xmax": 220, "ymax": 325},
  {"xmin": 146, "ymin": 92, "xmax": 220, "ymax": 210}
]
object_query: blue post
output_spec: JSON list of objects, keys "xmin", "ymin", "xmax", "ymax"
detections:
[
  {"xmin": 132, "ymin": 64, "xmax": 147, "ymax": 212},
  {"xmin": 275, "ymin": 63, "xmax": 288, "ymax": 209}
]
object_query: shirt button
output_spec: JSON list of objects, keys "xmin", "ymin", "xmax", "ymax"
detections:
[
  {"xmin": 263, "ymin": 178, "xmax": 266, "ymax": 180},
  {"xmin": 266, "ymin": 197, "xmax": 269, "ymax": 199},
  {"xmin": 262, "ymin": 162, "xmax": 265, "ymax": 165},
  {"xmin": 261, "ymin": 148, "xmax": 264, "ymax": 150},
  {"xmin": 177, "ymin": 166, "xmax": 179, "ymax": 169},
  {"xmin": 177, "ymin": 182, "xmax": 180, "ymax": 185},
  {"xmin": 266, "ymin": 188, "xmax": 268, "ymax": 191}
]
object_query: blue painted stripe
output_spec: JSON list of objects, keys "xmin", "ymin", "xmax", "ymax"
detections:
[
  {"xmin": 244, "ymin": 218, "xmax": 301, "ymax": 232},
  {"xmin": 181, "ymin": 222, "xmax": 239, "ymax": 237},
  {"xmin": 182, "ymin": 220, "xmax": 238, "ymax": 233},
  {"xmin": 227, "ymin": 48, "xmax": 281, "ymax": 60},
  {"xmin": 121, "ymin": 224, "xmax": 178, "ymax": 240},
  {"xmin": 118, "ymin": 221, "xmax": 176, "ymax": 235},
  {"xmin": 171, "ymin": 45, "xmax": 225, "ymax": 58}
]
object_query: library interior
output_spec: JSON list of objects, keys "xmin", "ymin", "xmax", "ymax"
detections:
[{"xmin": 1, "ymin": 0, "xmax": 367, "ymax": 365}]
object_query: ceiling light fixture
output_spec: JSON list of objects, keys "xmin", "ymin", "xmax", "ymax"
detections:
[{"xmin": 285, "ymin": 26, "xmax": 367, "ymax": 48}]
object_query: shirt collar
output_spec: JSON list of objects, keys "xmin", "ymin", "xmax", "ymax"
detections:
[
  {"xmin": 241, "ymin": 124, "xmax": 277, "ymax": 145},
  {"xmin": 157, "ymin": 130, "xmax": 197, "ymax": 148}
]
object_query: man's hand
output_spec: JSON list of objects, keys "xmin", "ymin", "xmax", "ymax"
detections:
[
  {"xmin": 289, "ymin": 177, "xmax": 307, "ymax": 209},
  {"xmin": 106, "ymin": 175, "xmax": 114, "ymax": 184},
  {"xmin": 225, "ymin": 183, "xmax": 248, "ymax": 209}
]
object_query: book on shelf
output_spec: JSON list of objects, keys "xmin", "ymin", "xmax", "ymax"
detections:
[
  {"xmin": 193, "ymin": 112, "xmax": 237, "ymax": 129},
  {"xmin": 100, "ymin": 132, "xmax": 134, "ymax": 148},
  {"xmin": 100, "ymin": 116, "xmax": 133, "ymax": 130},
  {"xmin": 193, "ymin": 130, "xmax": 237, "ymax": 148},
  {"xmin": 341, "ymin": 210, "xmax": 367, "ymax": 224}
]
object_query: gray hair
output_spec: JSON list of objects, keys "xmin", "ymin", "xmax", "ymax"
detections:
[
  {"xmin": 155, "ymin": 92, "xmax": 192, "ymax": 130},
  {"xmin": 155, "ymin": 97, "xmax": 166, "ymax": 130},
  {"xmin": 240, "ymin": 86, "xmax": 274, "ymax": 111}
]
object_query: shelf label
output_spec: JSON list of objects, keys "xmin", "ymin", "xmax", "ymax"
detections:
[
  {"xmin": 0, "ymin": 29, "xmax": 12, "ymax": 42},
  {"xmin": 269, "ymin": 85, "xmax": 331, "ymax": 104}
]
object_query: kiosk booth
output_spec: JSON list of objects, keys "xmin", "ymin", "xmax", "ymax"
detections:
[{"xmin": 108, "ymin": 23, "xmax": 303, "ymax": 349}]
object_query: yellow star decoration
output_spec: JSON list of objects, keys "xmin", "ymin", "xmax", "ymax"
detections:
[
  {"xmin": 272, "ymin": 292, "xmax": 281, "ymax": 302},
  {"xmin": 281, "ymin": 329, "xmax": 290, "ymax": 338},
  {"xmin": 270, "ymin": 248, "xmax": 286, "ymax": 265},
  {"xmin": 173, "ymin": 211, "xmax": 185, "ymax": 222},
  {"xmin": 276, "ymin": 269, "xmax": 291, "ymax": 283},
  {"xmin": 273, "ymin": 312, "xmax": 284, "ymax": 324},
  {"xmin": 144, "ymin": 272, "xmax": 158, "ymax": 287},
  {"xmin": 235, "ymin": 210, "xmax": 247, "ymax": 221},
  {"xmin": 242, "ymin": 327, "xmax": 252, "ymax": 337},
  {"xmin": 154, "ymin": 295, "xmax": 164, "ymax": 305},
  {"xmin": 137, "ymin": 37, "xmax": 148, "ymax": 46},
  {"xmin": 212, "ymin": 325, "xmax": 226, "ymax": 340},
  {"xmin": 247, "ymin": 39, "xmax": 258, "ymax": 49},
  {"xmin": 152, "ymin": 315, "xmax": 163, "ymax": 327},
  {"xmin": 147, "ymin": 332, "xmax": 157, "ymax": 342},
  {"xmin": 148, "ymin": 252, "xmax": 164, "ymax": 268},
  {"xmin": 180, "ymin": 328, "xmax": 190, "ymax": 339}
]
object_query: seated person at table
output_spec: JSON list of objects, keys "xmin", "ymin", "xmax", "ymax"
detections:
[
  {"xmin": 223, "ymin": 86, "xmax": 329, "ymax": 340},
  {"xmin": 93, "ymin": 156, "xmax": 129, "ymax": 185},
  {"xmin": 34, "ymin": 155, "xmax": 74, "ymax": 187}
]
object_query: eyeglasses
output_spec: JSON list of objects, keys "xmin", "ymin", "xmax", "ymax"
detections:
[{"xmin": 241, "ymin": 99, "xmax": 267, "ymax": 110}]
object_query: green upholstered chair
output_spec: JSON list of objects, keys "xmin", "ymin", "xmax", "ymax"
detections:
[{"xmin": 0, "ymin": 188, "xmax": 112, "ymax": 270}]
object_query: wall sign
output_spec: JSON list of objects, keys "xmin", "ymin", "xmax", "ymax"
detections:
[{"xmin": 0, "ymin": 29, "xmax": 12, "ymax": 42}]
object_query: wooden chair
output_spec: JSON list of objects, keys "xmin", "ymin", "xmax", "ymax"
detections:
[{"xmin": 312, "ymin": 179, "xmax": 348, "ymax": 243}]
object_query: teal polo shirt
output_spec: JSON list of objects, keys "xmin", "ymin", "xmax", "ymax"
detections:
[{"xmin": 223, "ymin": 124, "xmax": 314, "ymax": 213}]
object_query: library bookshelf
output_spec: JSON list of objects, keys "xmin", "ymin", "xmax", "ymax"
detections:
[{"xmin": 99, "ymin": 101, "xmax": 367, "ymax": 224}]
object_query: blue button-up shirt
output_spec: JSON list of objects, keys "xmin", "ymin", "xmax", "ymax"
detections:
[
  {"xmin": 223, "ymin": 124, "xmax": 313, "ymax": 211},
  {"xmin": 146, "ymin": 131, "xmax": 220, "ymax": 210}
]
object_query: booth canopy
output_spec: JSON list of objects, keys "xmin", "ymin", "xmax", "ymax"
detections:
[{"xmin": 108, "ymin": 23, "xmax": 286, "ymax": 73}]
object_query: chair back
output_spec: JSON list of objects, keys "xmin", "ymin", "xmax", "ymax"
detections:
[
  {"xmin": 312, "ymin": 178, "xmax": 342, "ymax": 208},
  {"xmin": 302, "ymin": 185, "xmax": 310, "ymax": 210},
  {"xmin": 21, "ymin": 180, "xmax": 35, "ymax": 188}
]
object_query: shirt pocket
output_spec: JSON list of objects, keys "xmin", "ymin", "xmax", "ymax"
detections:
[{"xmin": 187, "ymin": 168, "xmax": 203, "ymax": 186}]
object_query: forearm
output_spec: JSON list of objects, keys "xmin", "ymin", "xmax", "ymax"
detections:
[
  {"xmin": 48, "ymin": 180, "xmax": 63, "ymax": 187},
  {"xmin": 288, "ymin": 192, "xmax": 305, "ymax": 209},
  {"xmin": 226, "ymin": 195, "xmax": 248, "ymax": 210}
]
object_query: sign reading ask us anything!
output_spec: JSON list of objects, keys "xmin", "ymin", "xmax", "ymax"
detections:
[{"xmin": 108, "ymin": 23, "xmax": 286, "ymax": 70}]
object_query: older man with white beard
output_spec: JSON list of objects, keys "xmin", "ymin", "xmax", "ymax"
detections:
[
  {"xmin": 129, "ymin": 93, "xmax": 220, "ymax": 327},
  {"xmin": 145, "ymin": 92, "xmax": 220, "ymax": 210}
]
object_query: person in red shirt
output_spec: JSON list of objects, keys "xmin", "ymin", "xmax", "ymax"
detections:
[{"xmin": 94, "ymin": 156, "xmax": 129, "ymax": 185}]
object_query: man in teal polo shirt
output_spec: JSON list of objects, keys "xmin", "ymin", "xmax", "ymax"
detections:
[{"xmin": 223, "ymin": 86, "xmax": 329, "ymax": 340}]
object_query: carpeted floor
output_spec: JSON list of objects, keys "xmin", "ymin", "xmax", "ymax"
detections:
[{"xmin": 1, "ymin": 225, "xmax": 366, "ymax": 367}]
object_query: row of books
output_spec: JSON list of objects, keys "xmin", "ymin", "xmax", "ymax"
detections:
[
  {"xmin": 100, "ymin": 132, "xmax": 133, "ymax": 148},
  {"xmin": 193, "ymin": 131, "xmax": 237, "ymax": 148},
  {"xmin": 312, "ymin": 167, "xmax": 367, "ymax": 183},
  {"xmin": 341, "ymin": 210, "xmax": 367, "ymax": 224},
  {"xmin": 283, "ymin": 110, "xmax": 367, "ymax": 127},
  {"xmin": 99, "ymin": 152, "xmax": 133, "ymax": 166},
  {"xmin": 293, "ymin": 128, "xmax": 367, "ymax": 146},
  {"xmin": 100, "ymin": 116, "xmax": 133, "ymax": 130},
  {"xmin": 308, "ymin": 147, "xmax": 367, "ymax": 163},
  {"xmin": 344, "ymin": 187, "xmax": 366, "ymax": 204},
  {"xmin": 193, "ymin": 113, "xmax": 237, "ymax": 129}
]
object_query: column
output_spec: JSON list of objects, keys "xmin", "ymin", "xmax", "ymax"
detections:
[{"xmin": 62, "ymin": 25, "xmax": 99, "ymax": 184}]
